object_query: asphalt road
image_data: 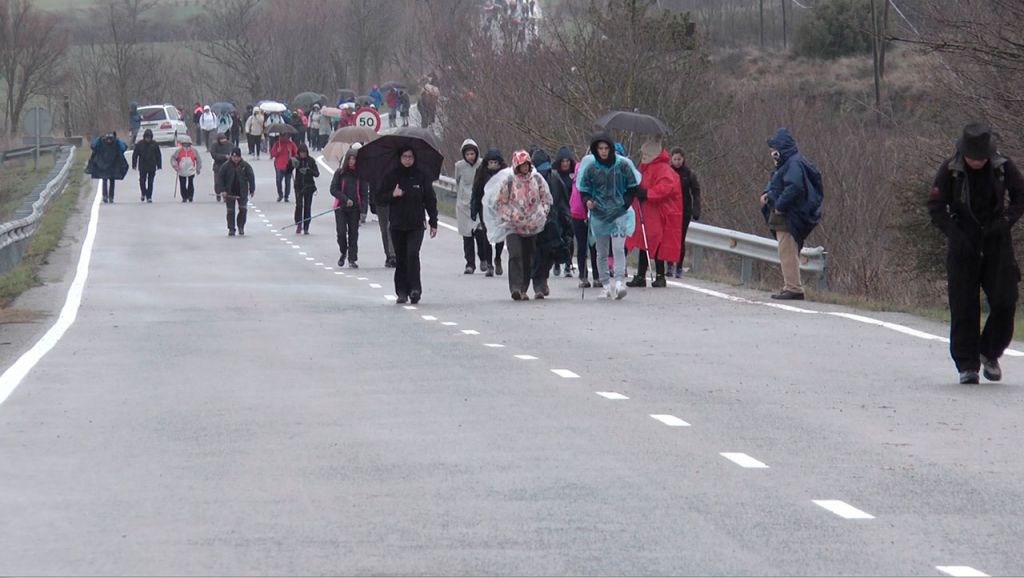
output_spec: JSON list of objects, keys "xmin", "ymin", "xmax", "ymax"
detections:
[{"xmin": 0, "ymin": 145, "xmax": 1021, "ymax": 576}]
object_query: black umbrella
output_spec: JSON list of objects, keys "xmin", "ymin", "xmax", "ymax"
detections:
[
  {"xmin": 379, "ymin": 81, "xmax": 407, "ymax": 92},
  {"xmin": 336, "ymin": 89, "xmax": 356, "ymax": 102},
  {"xmin": 594, "ymin": 110, "xmax": 671, "ymax": 135},
  {"xmin": 267, "ymin": 123, "xmax": 297, "ymax": 135},
  {"xmin": 293, "ymin": 91, "xmax": 326, "ymax": 111},
  {"xmin": 355, "ymin": 127, "xmax": 444, "ymax": 191},
  {"xmin": 211, "ymin": 102, "xmax": 236, "ymax": 115}
]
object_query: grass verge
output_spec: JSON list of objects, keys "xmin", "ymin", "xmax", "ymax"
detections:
[
  {"xmin": 0, "ymin": 154, "xmax": 86, "ymax": 309},
  {"xmin": 0, "ymin": 155, "xmax": 57, "ymax": 221}
]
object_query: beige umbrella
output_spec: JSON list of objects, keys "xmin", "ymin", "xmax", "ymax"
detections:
[{"xmin": 323, "ymin": 126, "xmax": 379, "ymax": 165}]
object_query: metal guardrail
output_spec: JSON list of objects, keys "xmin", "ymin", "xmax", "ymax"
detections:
[
  {"xmin": 0, "ymin": 143, "xmax": 62, "ymax": 166},
  {"xmin": 0, "ymin": 145, "xmax": 76, "ymax": 274},
  {"xmin": 433, "ymin": 175, "xmax": 828, "ymax": 290}
]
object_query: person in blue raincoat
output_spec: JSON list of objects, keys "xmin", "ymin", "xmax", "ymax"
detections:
[
  {"xmin": 760, "ymin": 127, "xmax": 823, "ymax": 301},
  {"xmin": 576, "ymin": 131, "xmax": 643, "ymax": 300},
  {"xmin": 86, "ymin": 132, "xmax": 129, "ymax": 204},
  {"xmin": 369, "ymin": 85, "xmax": 384, "ymax": 109}
]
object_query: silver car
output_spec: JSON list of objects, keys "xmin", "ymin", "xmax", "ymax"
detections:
[{"xmin": 135, "ymin": 104, "xmax": 186, "ymax": 145}]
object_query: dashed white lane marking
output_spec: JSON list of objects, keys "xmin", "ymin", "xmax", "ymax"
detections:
[
  {"xmin": 812, "ymin": 500, "xmax": 875, "ymax": 519},
  {"xmin": 274, "ymin": 233, "xmax": 281, "ymax": 236},
  {"xmin": 315, "ymin": 262, "xmax": 323, "ymax": 266},
  {"xmin": 369, "ymin": 283, "xmax": 382, "ymax": 288},
  {"xmin": 305, "ymin": 257, "xmax": 314, "ymax": 261},
  {"xmin": 514, "ymin": 355, "xmax": 538, "ymax": 360},
  {"xmin": 720, "ymin": 452, "xmax": 769, "ymax": 468},
  {"xmin": 666, "ymin": 280, "xmax": 1024, "ymax": 356},
  {"xmin": 385, "ymin": 295, "xmax": 397, "ymax": 301},
  {"xmin": 551, "ymin": 369, "xmax": 580, "ymax": 378},
  {"xmin": 936, "ymin": 566, "xmax": 989, "ymax": 577},
  {"xmin": 357, "ymin": 277, "xmax": 368, "ymax": 280},
  {"xmin": 264, "ymin": 223, "xmax": 272, "ymax": 227},
  {"xmin": 298, "ymin": 252, "xmax": 307, "ymax": 255},
  {"xmin": 334, "ymin": 272, "xmax": 344, "ymax": 275},
  {"xmin": 484, "ymin": 343, "xmax": 505, "ymax": 348},
  {"xmin": 650, "ymin": 414, "xmax": 691, "ymax": 427},
  {"xmin": 421, "ymin": 315, "xmax": 437, "ymax": 321},
  {"xmin": 403, "ymin": 305, "xmax": 418, "ymax": 310},
  {"xmin": 441, "ymin": 321, "xmax": 457, "ymax": 326},
  {"xmin": 437, "ymin": 221, "xmax": 459, "ymax": 233},
  {"xmin": 461, "ymin": 330, "xmax": 480, "ymax": 335},
  {"xmin": 596, "ymin": 391, "xmax": 629, "ymax": 400},
  {"xmin": 324, "ymin": 267, "xmax": 333, "ymax": 270},
  {"xmin": 0, "ymin": 178, "xmax": 102, "ymax": 406}
]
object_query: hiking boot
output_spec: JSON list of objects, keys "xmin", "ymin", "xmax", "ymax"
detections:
[
  {"xmin": 485, "ymin": 266, "xmax": 494, "ymax": 278},
  {"xmin": 511, "ymin": 290, "xmax": 522, "ymax": 301},
  {"xmin": 410, "ymin": 291, "xmax": 421, "ymax": 304},
  {"xmin": 303, "ymin": 229, "xmax": 309, "ymax": 235},
  {"xmin": 464, "ymin": 265, "xmax": 475, "ymax": 275},
  {"xmin": 652, "ymin": 275, "xmax": 667, "ymax": 288},
  {"xmin": 141, "ymin": 195, "xmax": 145, "ymax": 202},
  {"xmin": 959, "ymin": 370, "xmax": 980, "ymax": 385},
  {"xmin": 495, "ymin": 258, "xmax": 503, "ymax": 276},
  {"xmin": 666, "ymin": 264, "xmax": 675, "ymax": 277},
  {"xmin": 564, "ymin": 267, "xmax": 573, "ymax": 278},
  {"xmin": 277, "ymin": 195, "xmax": 282, "ymax": 202},
  {"xmin": 396, "ymin": 294, "xmax": 408, "ymax": 304},
  {"xmin": 771, "ymin": 290, "xmax": 805, "ymax": 300},
  {"xmin": 338, "ymin": 255, "xmax": 346, "ymax": 267},
  {"xmin": 553, "ymin": 264, "xmax": 561, "ymax": 276},
  {"xmin": 349, "ymin": 261, "xmax": 358, "ymax": 269},
  {"xmin": 626, "ymin": 274, "xmax": 646, "ymax": 288},
  {"xmin": 238, "ymin": 227, "xmax": 244, "ymax": 236},
  {"xmin": 228, "ymin": 230, "xmax": 235, "ymax": 236},
  {"xmin": 146, "ymin": 198, "xmax": 152, "ymax": 203},
  {"xmin": 578, "ymin": 279, "xmax": 591, "ymax": 289},
  {"xmin": 593, "ymin": 280, "xmax": 603, "ymax": 288},
  {"xmin": 980, "ymin": 354, "xmax": 1002, "ymax": 381},
  {"xmin": 602, "ymin": 284, "xmax": 614, "ymax": 299},
  {"xmin": 615, "ymin": 280, "xmax": 627, "ymax": 300},
  {"xmin": 296, "ymin": 226, "xmax": 302, "ymax": 235}
]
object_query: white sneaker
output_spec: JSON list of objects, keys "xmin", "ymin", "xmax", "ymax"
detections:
[
  {"xmin": 615, "ymin": 280, "xmax": 627, "ymax": 300},
  {"xmin": 602, "ymin": 282, "xmax": 614, "ymax": 299}
]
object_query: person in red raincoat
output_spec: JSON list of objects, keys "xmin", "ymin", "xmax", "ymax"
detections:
[{"xmin": 626, "ymin": 141, "xmax": 682, "ymax": 288}]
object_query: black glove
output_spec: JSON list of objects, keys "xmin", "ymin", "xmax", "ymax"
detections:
[{"xmin": 636, "ymin": 186, "xmax": 648, "ymax": 202}]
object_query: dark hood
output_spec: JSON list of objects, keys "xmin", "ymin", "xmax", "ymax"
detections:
[
  {"xmin": 767, "ymin": 128, "xmax": 799, "ymax": 163},
  {"xmin": 531, "ymin": 148, "xmax": 552, "ymax": 173},
  {"xmin": 554, "ymin": 146, "xmax": 576, "ymax": 174},
  {"xmin": 482, "ymin": 148, "xmax": 505, "ymax": 174},
  {"xmin": 589, "ymin": 131, "xmax": 616, "ymax": 166}
]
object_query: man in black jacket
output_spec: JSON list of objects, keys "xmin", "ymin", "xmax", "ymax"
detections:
[
  {"xmin": 131, "ymin": 129, "xmax": 162, "ymax": 203},
  {"xmin": 216, "ymin": 148, "xmax": 256, "ymax": 236},
  {"xmin": 209, "ymin": 133, "xmax": 233, "ymax": 202},
  {"xmin": 669, "ymin": 147, "xmax": 701, "ymax": 277},
  {"xmin": 377, "ymin": 146, "xmax": 438, "ymax": 304},
  {"xmin": 928, "ymin": 122, "xmax": 1024, "ymax": 384},
  {"xmin": 291, "ymin": 143, "xmax": 320, "ymax": 235}
]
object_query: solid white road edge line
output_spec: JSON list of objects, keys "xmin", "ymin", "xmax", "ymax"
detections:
[
  {"xmin": 720, "ymin": 452, "xmax": 769, "ymax": 468},
  {"xmin": 0, "ymin": 180, "xmax": 102, "ymax": 406},
  {"xmin": 936, "ymin": 566, "xmax": 989, "ymax": 577},
  {"xmin": 665, "ymin": 280, "xmax": 1024, "ymax": 356},
  {"xmin": 812, "ymin": 499, "xmax": 875, "ymax": 519}
]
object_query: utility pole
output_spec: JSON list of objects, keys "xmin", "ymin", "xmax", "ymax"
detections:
[
  {"xmin": 781, "ymin": 0, "xmax": 788, "ymax": 49},
  {"xmin": 870, "ymin": 0, "xmax": 882, "ymax": 124},
  {"xmin": 759, "ymin": 0, "xmax": 765, "ymax": 48},
  {"xmin": 879, "ymin": 0, "xmax": 890, "ymax": 79}
]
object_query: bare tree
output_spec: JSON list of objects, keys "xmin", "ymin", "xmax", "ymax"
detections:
[
  {"xmin": 0, "ymin": 0, "xmax": 69, "ymax": 136},
  {"xmin": 93, "ymin": 0, "xmax": 164, "ymax": 118},
  {"xmin": 193, "ymin": 0, "xmax": 267, "ymax": 101}
]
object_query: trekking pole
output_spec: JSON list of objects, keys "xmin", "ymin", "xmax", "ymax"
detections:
[
  {"xmin": 173, "ymin": 175, "xmax": 178, "ymax": 200},
  {"xmin": 271, "ymin": 206, "xmax": 341, "ymax": 233},
  {"xmin": 635, "ymin": 203, "xmax": 655, "ymax": 284}
]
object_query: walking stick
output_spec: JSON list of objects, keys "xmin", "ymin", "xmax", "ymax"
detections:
[
  {"xmin": 173, "ymin": 174, "xmax": 178, "ymax": 200},
  {"xmin": 271, "ymin": 206, "xmax": 342, "ymax": 233},
  {"xmin": 635, "ymin": 202, "xmax": 656, "ymax": 283}
]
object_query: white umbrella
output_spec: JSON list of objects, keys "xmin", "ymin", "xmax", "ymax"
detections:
[{"xmin": 259, "ymin": 101, "xmax": 287, "ymax": 113}]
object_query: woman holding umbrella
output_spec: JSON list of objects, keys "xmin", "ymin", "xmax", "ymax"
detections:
[{"xmin": 375, "ymin": 146, "xmax": 439, "ymax": 305}]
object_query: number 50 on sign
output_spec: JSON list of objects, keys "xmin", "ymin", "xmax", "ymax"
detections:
[{"xmin": 354, "ymin": 108, "xmax": 381, "ymax": 133}]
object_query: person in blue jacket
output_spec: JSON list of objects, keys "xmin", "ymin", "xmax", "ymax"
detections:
[
  {"xmin": 86, "ymin": 132, "xmax": 129, "ymax": 204},
  {"xmin": 368, "ymin": 85, "xmax": 384, "ymax": 109},
  {"xmin": 760, "ymin": 127, "xmax": 823, "ymax": 300}
]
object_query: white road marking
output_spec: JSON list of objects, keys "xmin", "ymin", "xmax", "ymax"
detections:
[
  {"xmin": 315, "ymin": 262, "xmax": 323, "ymax": 266},
  {"xmin": 812, "ymin": 500, "xmax": 875, "ymax": 519},
  {"xmin": 299, "ymin": 252, "xmax": 307, "ymax": 255},
  {"xmin": 484, "ymin": 343, "xmax": 505, "ymax": 348},
  {"xmin": 305, "ymin": 257, "xmax": 314, "ymax": 261},
  {"xmin": 665, "ymin": 280, "xmax": 1024, "ymax": 356},
  {"xmin": 403, "ymin": 305, "xmax": 418, "ymax": 310},
  {"xmin": 421, "ymin": 315, "xmax": 437, "ymax": 321},
  {"xmin": 461, "ymin": 330, "xmax": 480, "ymax": 335},
  {"xmin": 551, "ymin": 369, "xmax": 580, "ymax": 378},
  {"xmin": 650, "ymin": 414, "xmax": 691, "ymax": 427},
  {"xmin": 357, "ymin": 277, "xmax": 368, "ymax": 280},
  {"xmin": 324, "ymin": 267, "xmax": 333, "ymax": 270},
  {"xmin": 385, "ymin": 295, "xmax": 397, "ymax": 301},
  {"xmin": 1, "ymin": 179, "xmax": 102, "ymax": 406},
  {"xmin": 936, "ymin": 566, "xmax": 989, "ymax": 577},
  {"xmin": 437, "ymin": 221, "xmax": 459, "ymax": 232},
  {"xmin": 720, "ymin": 452, "xmax": 769, "ymax": 468},
  {"xmin": 369, "ymin": 283, "xmax": 382, "ymax": 288},
  {"xmin": 514, "ymin": 355, "xmax": 538, "ymax": 360},
  {"xmin": 274, "ymin": 233, "xmax": 281, "ymax": 236},
  {"xmin": 596, "ymin": 391, "xmax": 629, "ymax": 400},
  {"xmin": 334, "ymin": 272, "xmax": 344, "ymax": 275},
  {"xmin": 441, "ymin": 321, "xmax": 457, "ymax": 326},
  {"xmin": 264, "ymin": 223, "xmax": 272, "ymax": 227}
]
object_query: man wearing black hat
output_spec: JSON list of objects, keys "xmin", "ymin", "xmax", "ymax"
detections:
[
  {"xmin": 216, "ymin": 147, "xmax": 256, "ymax": 236},
  {"xmin": 928, "ymin": 122, "xmax": 1024, "ymax": 384}
]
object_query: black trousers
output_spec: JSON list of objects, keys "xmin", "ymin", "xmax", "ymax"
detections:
[
  {"xmin": 294, "ymin": 189, "xmax": 314, "ymax": 230},
  {"xmin": 178, "ymin": 176, "xmax": 195, "ymax": 202},
  {"xmin": 138, "ymin": 171, "xmax": 155, "ymax": 200},
  {"xmin": 391, "ymin": 227, "xmax": 425, "ymax": 298},
  {"xmin": 335, "ymin": 208, "xmax": 360, "ymax": 262},
  {"xmin": 572, "ymin": 218, "xmax": 599, "ymax": 280},
  {"xmin": 247, "ymin": 134, "xmax": 260, "ymax": 157},
  {"xmin": 276, "ymin": 170, "xmax": 292, "ymax": 200},
  {"xmin": 637, "ymin": 250, "xmax": 666, "ymax": 277},
  {"xmin": 101, "ymin": 178, "xmax": 116, "ymax": 200},
  {"xmin": 505, "ymin": 233, "xmax": 536, "ymax": 294},
  {"xmin": 531, "ymin": 247, "xmax": 554, "ymax": 291},
  {"xmin": 678, "ymin": 214, "xmax": 693, "ymax": 267},
  {"xmin": 463, "ymin": 228, "xmax": 489, "ymax": 268},
  {"xmin": 225, "ymin": 195, "xmax": 248, "ymax": 232},
  {"xmin": 947, "ymin": 233, "xmax": 1020, "ymax": 372}
]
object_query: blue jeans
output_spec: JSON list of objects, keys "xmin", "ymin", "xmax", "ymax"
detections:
[{"xmin": 275, "ymin": 170, "xmax": 292, "ymax": 200}]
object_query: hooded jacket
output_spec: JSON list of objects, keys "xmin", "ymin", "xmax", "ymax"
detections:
[
  {"xmin": 549, "ymin": 146, "xmax": 575, "ymax": 218},
  {"xmin": 245, "ymin": 111, "xmax": 265, "ymax": 136},
  {"xmin": 762, "ymin": 128, "xmax": 823, "ymax": 246},
  {"xmin": 199, "ymin": 109, "xmax": 217, "ymax": 131},
  {"xmin": 576, "ymin": 131, "xmax": 641, "ymax": 232},
  {"xmin": 215, "ymin": 159, "xmax": 255, "ymax": 198},
  {"xmin": 171, "ymin": 144, "xmax": 201, "ymax": 177},
  {"xmin": 471, "ymin": 148, "xmax": 506, "ymax": 223},
  {"xmin": 129, "ymin": 102, "xmax": 141, "ymax": 131},
  {"xmin": 377, "ymin": 155, "xmax": 439, "ymax": 231},
  {"xmin": 487, "ymin": 153, "xmax": 553, "ymax": 239},
  {"xmin": 454, "ymin": 138, "xmax": 482, "ymax": 235},
  {"xmin": 331, "ymin": 151, "xmax": 369, "ymax": 212},
  {"xmin": 131, "ymin": 133, "xmax": 162, "ymax": 173},
  {"xmin": 293, "ymin": 154, "xmax": 320, "ymax": 194},
  {"xmin": 87, "ymin": 135, "xmax": 129, "ymax": 180},
  {"xmin": 209, "ymin": 137, "xmax": 234, "ymax": 173},
  {"xmin": 627, "ymin": 149, "xmax": 683, "ymax": 262},
  {"xmin": 270, "ymin": 138, "xmax": 298, "ymax": 172}
]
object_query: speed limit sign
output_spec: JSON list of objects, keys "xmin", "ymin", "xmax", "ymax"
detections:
[{"xmin": 354, "ymin": 107, "xmax": 382, "ymax": 133}]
